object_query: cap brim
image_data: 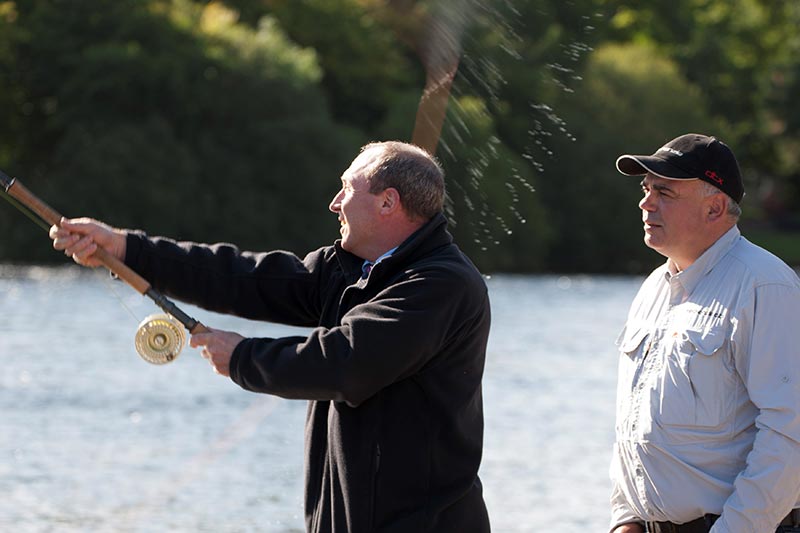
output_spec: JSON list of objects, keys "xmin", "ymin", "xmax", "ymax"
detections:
[{"xmin": 616, "ymin": 155, "xmax": 696, "ymax": 180}]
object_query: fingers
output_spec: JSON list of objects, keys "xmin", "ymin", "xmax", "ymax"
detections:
[
  {"xmin": 189, "ymin": 330, "xmax": 215, "ymax": 349},
  {"xmin": 50, "ymin": 227, "xmax": 78, "ymax": 251},
  {"xmin": 196, "ymin": 345, "xmax": 223, "ymax": 375},
  {"xmin": 63, "ymin": 235, "xmax": 99, "ymax": 264},
  {"xmin": 189, "ymin": 329, "xmax": 241, "ymax": 378},
  {"xmin": 60, "ymin": 217, "xmax": 106, "ymax": 234},
  {"xmin": 52, "ymin": 220, "xmax": 100, "ymax": 266},
  {"xmin": 50, "ymin": 218, "xmax": 79, "ymax": 249},
  {"xmin": 49, "ymin": 222, "xmax": 63, "ymax": 240},
  {"xmin": 50, "ymin": 217, "xmax": 124, "ymax": 267},
  {"xmin": 51, "ymin": 218, "xmax": 89, "ymax": 251},
  {"xmin": 51, "ymin": 217, "xmax": 97, "ymax": 239}
]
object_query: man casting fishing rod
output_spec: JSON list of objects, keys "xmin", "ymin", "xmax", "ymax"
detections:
[{"xmin": 51, "ymin": 141, "xmax": 492, "ymax": 533}]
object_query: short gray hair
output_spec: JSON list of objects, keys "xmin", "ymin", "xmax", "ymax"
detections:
[
  {"xmin": 701, "ymin": 181, "xmax": 741, "ymax": 219},
  {"xmin": 361, "ymin": 141, "xmax": 445, "ymax": 221}
]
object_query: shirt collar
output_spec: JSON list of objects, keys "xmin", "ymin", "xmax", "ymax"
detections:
[
  {"xmin": 362, "ymin": 246, "xmax": 398, "ymax": 277},
  {"xmin": 334, "ymin": 213, "xmax": 451, "ymax": 281},
  {"xmin": 665, "ymin": 225, "xmax": 741, "ymax": 295}
]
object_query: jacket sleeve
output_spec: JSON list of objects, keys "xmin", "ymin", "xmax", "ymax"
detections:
[
  {"xmin": 124, "ymin": 232, "xmax": 329, "ymax": 327},
  {"xmin": 229, "ymin": 265, "xmax": 490, "ymax": 407},
  {"xmin": 711, "ymin": 282, "xmax": 800, "ymax": 532}
]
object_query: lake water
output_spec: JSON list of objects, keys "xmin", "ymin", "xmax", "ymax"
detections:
[{"xmin": 0, "ymin": 265, "xmax": 643, "ymax": 532}]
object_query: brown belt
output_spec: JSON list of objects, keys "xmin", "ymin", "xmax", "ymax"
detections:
[{"xmin": 645, "ymin": 509, "xmax": 800, "ymax": 532}]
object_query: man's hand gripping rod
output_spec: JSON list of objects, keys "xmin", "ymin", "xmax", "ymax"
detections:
[{"xmin": 0, "ymin": 169, "xmax": 209, "ymax": 364}]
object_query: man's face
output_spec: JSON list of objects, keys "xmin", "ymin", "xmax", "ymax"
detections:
[
  {"xmin": 329, "ymin": 148, "xmax": 384, "ymax": 260},
  {"xmin": 638, "ymin": 174, "xmax": 711, "ymax": 268}
]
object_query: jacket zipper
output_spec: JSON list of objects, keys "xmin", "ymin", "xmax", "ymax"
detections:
[{"xmin": 370, "ymin": 442, "xmax": 381, "ymax": 529}]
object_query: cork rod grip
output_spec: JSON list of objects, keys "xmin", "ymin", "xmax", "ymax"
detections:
[
  {"xmin": 191, "ymin": 323, "xmax": 211, "ymax": 334},
  {"xmin": 6, "ymin": 179, "xmax": 152, "ymax": 295}
]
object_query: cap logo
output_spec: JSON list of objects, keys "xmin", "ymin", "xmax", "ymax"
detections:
[
  {"xmin": 658, "ymin": 146, "xmax": 683, "ymax": 157},
  {"xmin": 705, "ymin": 170, "xmax": 723, "ymax": 184}
]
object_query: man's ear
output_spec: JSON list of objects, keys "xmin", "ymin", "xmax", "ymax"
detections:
[
  {"xmin": 379, "ymin": 187, "xmax": 401, "ymax": 215},
  {"xmin": 707, "ymin": 194, "xmax": 726, "ymax": 221}
]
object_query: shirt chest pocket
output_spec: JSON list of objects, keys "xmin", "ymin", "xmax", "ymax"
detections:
[
  {"xmin": 618, "ymin": 325, "xmax": 650, "ymax": 356},
  {"xmin": 660, "ymin": 326, "xmax": 736, "ymax": 429}
]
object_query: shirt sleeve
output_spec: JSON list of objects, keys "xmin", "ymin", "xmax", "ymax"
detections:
[{"xmin": 711, "ymin": 282, "xmax": 800, "ymax": 532}]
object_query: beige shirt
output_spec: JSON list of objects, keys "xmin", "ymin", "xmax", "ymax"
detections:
[{"xmin": 610, "ymin": 226, "xmax": 800, "ymax": 532}]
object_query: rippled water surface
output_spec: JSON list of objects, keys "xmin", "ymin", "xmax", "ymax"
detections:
[{"xmin": 0, "ymin": 266, "xmax": 642, "ymax": 532}]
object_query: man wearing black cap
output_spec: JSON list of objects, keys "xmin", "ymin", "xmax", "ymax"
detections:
[{"xmin": 609, "ymin": 133, "xmax": 800, "ymax": 532}]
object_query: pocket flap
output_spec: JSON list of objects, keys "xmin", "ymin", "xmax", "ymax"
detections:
[
  {"xmin": 616, "ymin": 324, "xmax": 649, "ymax": 355},
  {"xmin": 683, "ymin": 327, "xmax": 727, "ymax": 356}
]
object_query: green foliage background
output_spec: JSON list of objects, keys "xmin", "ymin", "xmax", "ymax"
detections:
[{"xmin": 1, "ymin": 0, "xmax": 798, "ymax": 272}]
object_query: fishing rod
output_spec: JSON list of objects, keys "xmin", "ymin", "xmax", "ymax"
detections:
[{"xmin": 0, "ymin": 168, "xmax": 209, "ymax": 364}]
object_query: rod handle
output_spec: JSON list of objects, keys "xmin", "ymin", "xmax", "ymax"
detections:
[
  {"xmin": 190, "ymin": 323, "xmax": 211, "ymax": 335},
  {"xmin": 6, "ymin": 178, "xmax": 152, "ymax": 295}
]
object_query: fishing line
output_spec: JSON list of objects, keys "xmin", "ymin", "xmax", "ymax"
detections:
[
  {"xmin": 100, "ymin": 271, "xmax": 142, "ymax": 324},
  {"xmin": 97, "ymin": 272, "xmax": 188, "ymax": 365},
  {"xmin": 113, "ymin": 395, "xmax": 282, "ymax": 529},
  {"xmin": 0, "ymin": 169, "xmax": 206, "ymax": 364},
  {"xmin": 0, "ymin": 187, "xmax": 51, "ymax": 232}
]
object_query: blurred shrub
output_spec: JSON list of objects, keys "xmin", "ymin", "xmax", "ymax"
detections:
[
  {"xmin": 540, "ymin": 42, "xmax": 726, "ymax": 273},
  {"xmin": 0, "ymin": 0, "xmax": 361, "ymax": 262},
  {"xmin": 263, "ymin": 0, "xmax": 422, "ymax": 132},
  {"xmin": 437, "ymin": 95, "xmax": 553, "ymax": 272}
]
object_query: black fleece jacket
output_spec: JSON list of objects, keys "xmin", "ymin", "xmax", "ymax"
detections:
[{"xmin": 124, "ymin": 213, "xmax": 491, "ymax": 533}]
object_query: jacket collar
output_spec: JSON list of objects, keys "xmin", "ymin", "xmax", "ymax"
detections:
[{"xmin": 334, "ymin": 213, "xmax": 452, "ymax": 280}]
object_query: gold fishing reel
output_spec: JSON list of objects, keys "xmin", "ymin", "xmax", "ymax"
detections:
[{"xmin": 134, "ymin": 313, "xmax": 186, "ymax": 365}]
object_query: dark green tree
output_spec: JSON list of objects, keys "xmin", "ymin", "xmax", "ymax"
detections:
[
  {"xmin": 545, "ymin": 42, "xmax": 722, "ymax": 272},
  {"xmin": 0, "ymin": 0, "xmax": 360, "ymax": 262},
  {"xmin": 600, "ymin": 0, "xmax": 800, "ymax": 225}
]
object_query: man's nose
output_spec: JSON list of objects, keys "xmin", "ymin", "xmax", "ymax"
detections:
[
  {"xmin": 639, "ymin": 192, "xmax": 656, "ymax": 212},
  {"xmin": 329, "ymin": 190, "xmax": 343, "ymax": 213}
]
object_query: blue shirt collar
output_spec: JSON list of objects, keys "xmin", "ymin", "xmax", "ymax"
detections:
[{"xmin": 362, "ymin": 247, "xmax": 398, "ymax": 277}]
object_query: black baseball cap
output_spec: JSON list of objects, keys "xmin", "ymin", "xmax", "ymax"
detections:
[{"xmin": 616, "ymin": 133, "xmax": 744, "ymax": 203}]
